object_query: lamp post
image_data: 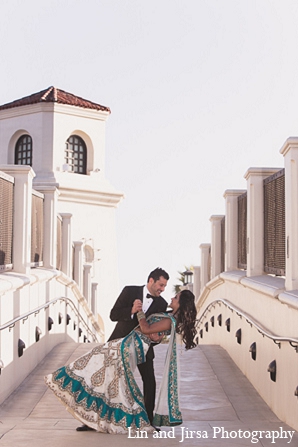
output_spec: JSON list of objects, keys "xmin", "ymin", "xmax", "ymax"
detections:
[{"xmin": 183, "ymin": 270, "xmax": 193, "ymax": 286}]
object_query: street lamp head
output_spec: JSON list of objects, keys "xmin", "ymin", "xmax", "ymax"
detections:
[{"xmin": 183, "ymin": 270, "xmax": 193, "ymax": 285}]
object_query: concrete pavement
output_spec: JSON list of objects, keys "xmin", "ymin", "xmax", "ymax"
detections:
[{"xmin": 0, "ymin": 341, "xmax": 297, "ymax": 446}]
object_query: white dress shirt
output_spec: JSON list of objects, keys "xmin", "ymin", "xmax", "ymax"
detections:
[
  {"xmin": 131, "ymin": 286, "xmax": 153, "ymax": 319},
  {"xmin": 142, "ymin": 286, "xmax": 153, "ymax": 313}
]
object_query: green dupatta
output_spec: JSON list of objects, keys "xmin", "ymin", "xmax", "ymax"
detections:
[{"xmin": 122, "ymin": 312, "xmax": 182, "ymax": 427}]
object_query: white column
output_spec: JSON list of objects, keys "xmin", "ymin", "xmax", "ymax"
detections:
[
  {"xmin": 60, "ymin": 213, "xmax": 72, "ymax": 277},
  {"xmin": 83, "ymin": 264, "xmax": 92, "ymax": 304},
  {"xmin": 210, "ymin": 215, "xmax": 224, "ymax": 279},
  {"xmin": 35, "ymin": 186, "xmax": 59, "ymax": 269},
  {"xmin": 223, "ymin": 190, "xmax": 246, "ymax": 271},
  {"xmin": 91, "ymin": 282, "xmax": 98, "ymax": 314},
  {"xmin": 200, "ymin": 243, "xmax": 211, "ymax": 292},
  {"xmin": 244, "ymin": 167, "xmax": 280, "ymax": 277},
  {"xmin": 280, "ymin": 138, "xmax": 298, "ymax": 290},
  {"xmin": 193, "ymin": 266, "xmax": 201, "ymax": 302},
  {"xmin": 1, "ymin": 166, "xmax": 35, "ymax": 275},
  {"xmin": 73, "ymin": 241, "xmax": 84, "ymax": 291}
]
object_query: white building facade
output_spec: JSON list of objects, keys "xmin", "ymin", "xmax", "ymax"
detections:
[{"xmin": 0, "ymin": 87, "xmax": 123, "ymax": 401}]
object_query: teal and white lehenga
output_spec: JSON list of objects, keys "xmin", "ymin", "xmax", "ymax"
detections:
[{"xmin": 44, "ymin": 313, "xmax": 182, "ymax": 434}]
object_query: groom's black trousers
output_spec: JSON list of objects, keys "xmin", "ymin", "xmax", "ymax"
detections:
[{"xmin": 137, "ymin": 358, "xmax": 155, "ymax": 424}]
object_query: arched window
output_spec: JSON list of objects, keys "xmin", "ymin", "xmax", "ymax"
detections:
[
  {"xmin": 15, "ymin": 135, "xmax": 33, "ymax": 166},
  {"xmin": 65, "ymin": 135, "xmax": 87, "ymax": 174}
]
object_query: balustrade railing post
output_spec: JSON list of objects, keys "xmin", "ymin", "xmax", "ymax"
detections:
[
  {"xmin": 1, "ymin": 165, "xmax": 35, "ymax": 275},
  {"xmin": 224, "ymin": 189, "xmax": 246, "ymax": 271},
  {"xmin": 200, "ymin": 243, "xmax": 211, "ymax": 293},
  {"xmin": 193, "ymin": 266, "xmax": 201, "ymax": 302},
  {"xmin": 210, "ymin": 215, "xmax": 224, "ymax": 278},
  {"xmin": 244, "ymin": 168, "xmax": 280, "ymax": 277},
  {"xmin": 83, "ymin": 264, "xmax": 92, "ymax": 305},
  {"xmin": 33, "ymin": 186, "xmax": 59, "ymax": 269},
  {"xmin": 73, "ymin": 241, "xmax": 84, "ymax": 291},
  {"xmin": 60, "ymin": 213, "xmax": 72, "ymax": 277},
  {"xmin": 280, "ymin": 137, "xmax": 298, "ymax": 290},
  {"xmin": 91, "ymin": 282, "xmax": 98, "ymax": 314}
]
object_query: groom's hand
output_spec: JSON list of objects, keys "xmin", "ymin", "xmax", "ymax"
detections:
[
  {"xmin": 149, "ymin": 333, "xmax": 164, "ymax": 343},
  {"xmin": 132, "ymin": 299, "xmax": 143, "ymax": 314}
]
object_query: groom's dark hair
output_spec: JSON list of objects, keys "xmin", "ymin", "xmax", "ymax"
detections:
[{"xmin": 147, "ymin": 267, "xmax": 169, "ymax": 283}]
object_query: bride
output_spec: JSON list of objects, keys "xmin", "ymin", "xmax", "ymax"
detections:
[{"xmin": 44, "ymin": 289, "xmax": 197, "ymax": 434}]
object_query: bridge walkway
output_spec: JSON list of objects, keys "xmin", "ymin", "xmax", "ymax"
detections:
[{"xmin": 0, "ymin": 342, "xmax": 297, "ymax": 446}]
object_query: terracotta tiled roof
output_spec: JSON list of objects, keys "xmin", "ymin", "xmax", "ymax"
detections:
[{"xmin": 0, "ymin": 86, "xmax": 111, "ymax": 113}]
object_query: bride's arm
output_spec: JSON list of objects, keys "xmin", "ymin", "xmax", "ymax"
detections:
[{"xmin": 137, "ymin": 312, "xmax": 171, "ymax": 334}]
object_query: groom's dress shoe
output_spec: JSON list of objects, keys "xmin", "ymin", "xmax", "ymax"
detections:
[
  {"xmin": 152, "ymin": 425, "xmax": 161, "ymax": 432},
  {"xmin": 76, "ymin": 424, "xmax": 94, "ymax": 431}
]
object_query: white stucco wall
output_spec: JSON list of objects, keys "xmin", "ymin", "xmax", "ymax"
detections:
[
  {"xmin": 53, "ymin": 188, "xmax": 121, "ymax": 338},
  {"xmin": 0, "ymin": 268, "xmax": 102, "ymax": 405},
  {"xmin": 0, "ymin": 100, "xmax": 124, "ymax": 340},
  {"xmin": 52, "ymin": 104, "xmax": 107, "ymax": 177},
  {"xmin": 0, "ymin": 103, "xmax": 108, "ymax": 179},
  {"xmin": 196, "ymin": 272, "xmax": 298, "ymax": 432}
]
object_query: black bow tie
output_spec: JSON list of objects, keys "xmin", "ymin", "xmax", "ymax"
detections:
[{"xmin": 146, "ymin": 293, "xmax": 155, "ymax": 299}]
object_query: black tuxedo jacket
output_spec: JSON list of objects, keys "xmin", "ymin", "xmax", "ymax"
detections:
[{"xmin": 107, "ymin": 285, "xmax": 168, "ymax": 358}]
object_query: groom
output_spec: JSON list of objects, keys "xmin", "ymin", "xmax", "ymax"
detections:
[
  {"xmin": 76, "ymin": 267, "xmax": 169, "ymax": 431},
  {"xmin": 108, "ymin": 267, "xmax": 169, "ymax": 426}
]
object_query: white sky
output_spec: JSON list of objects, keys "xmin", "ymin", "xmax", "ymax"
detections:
[{"xmin": 1, "ymin": 0, "xmax": 298, "ymax": 299}]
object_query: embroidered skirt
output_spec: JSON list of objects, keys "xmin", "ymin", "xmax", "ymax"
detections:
[{"xmin": 44, "ymin": 331, "xmax": 154, "ymax": 434}]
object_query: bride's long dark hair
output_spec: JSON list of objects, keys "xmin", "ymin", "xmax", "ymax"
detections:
[{"xmin": 175, "ymin": 289, "xmax": 197, "ymax": 350}]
